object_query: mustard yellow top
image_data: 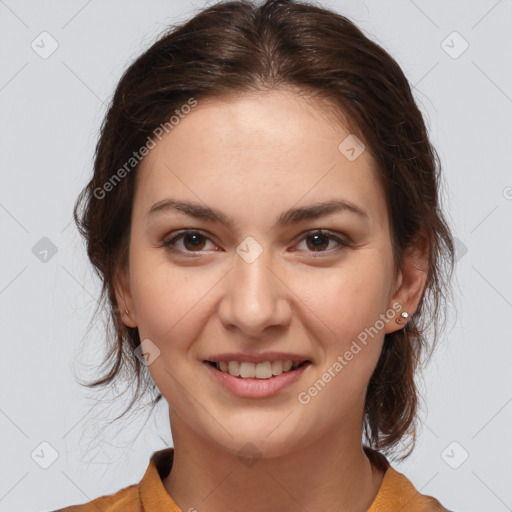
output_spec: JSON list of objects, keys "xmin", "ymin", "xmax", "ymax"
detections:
[{"xmin": 53, "ymin": 447, "xmax": 450, "ymax": 511}]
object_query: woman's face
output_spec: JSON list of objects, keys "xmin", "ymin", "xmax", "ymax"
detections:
[{"xmin": 117, "ymin": 88, "xmax": 407, "ymax": 457}]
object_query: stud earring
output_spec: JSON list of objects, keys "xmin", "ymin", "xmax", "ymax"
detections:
[{"xmin": 395, "ymin": 311, "xmax": 409, "ymax": 325}]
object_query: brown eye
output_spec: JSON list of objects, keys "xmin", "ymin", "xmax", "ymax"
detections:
[
  {"xmin": 163, "ymin": 230, "xmax": 214, "ymax": 253},
  {"xmin": 295, "ymin": 230, "xmax": 350, "ymax": 255},
  {"xmin": 182, "ymin": 232, "xmax": 206, "ymax": 251},
  {"xmin": 305, "ymin": 232, "xmax": 330, "ymax": 251}
]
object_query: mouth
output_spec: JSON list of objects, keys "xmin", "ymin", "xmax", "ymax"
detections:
[
  {"xmin": 203, "ymin": 357, "xmax": 312, "ymax": 398},
  {"xmin": 204, "ymin": 359, "xmax": 311, "ymax": 379}
]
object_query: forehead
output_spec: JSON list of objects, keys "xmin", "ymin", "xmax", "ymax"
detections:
[
  {"xmin": 134, "ymin": 89, "xmax": 386, "ymax": 226},
  {"xmin": 153, "ymin": 89, "xmax": 359, "ymax": 159}
]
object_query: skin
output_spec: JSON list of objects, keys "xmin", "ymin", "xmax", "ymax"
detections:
[{"xmin": 115, "ymin": 88, "xmax": 428, "ymax": 512}]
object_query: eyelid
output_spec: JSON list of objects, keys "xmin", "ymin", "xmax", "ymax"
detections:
[
  {"xmin": 292, "ymin": 229, "xmax": 351, "ymax": 253},
  {"xmin": 162, "ymin": 229, "xmax": 218, "ymax": 253},
  {"xmin": 162, "ymin": 228, "xmax": 351, "ymax": 255}
]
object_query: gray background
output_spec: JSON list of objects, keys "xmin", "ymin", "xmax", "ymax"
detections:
[{"xmin": 1, "ymin": 0, "xmax": 511, "ymax": 511}]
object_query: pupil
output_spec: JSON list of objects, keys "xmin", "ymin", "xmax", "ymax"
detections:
[
  {"xmin": 185, "ymin": 233, "xmax": 204, "ymax": 250},
  {"xmin": 309, "ymin": 233, "xmax": 328, "ymax": 251}
]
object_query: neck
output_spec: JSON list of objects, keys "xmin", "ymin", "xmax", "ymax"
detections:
[{"xmin": 163, "ymin": 415, "xmax": 385, "ymax": 512}]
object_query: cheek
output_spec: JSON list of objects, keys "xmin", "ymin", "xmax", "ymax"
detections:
[
  {"xmin": 128, "ymin": 253, "xmax": 213, "ymax": 408},
  {"xmin": 129, "ymin": 248, "xmax": 210, "ymax": 346},
  {"xmin": 312, "ymin": 254, "xmax": 394, "ymax": 337},
  {"xmin": 303, "ymin": 252, "xmax": 393, "ymax": 385},
  {"xmin": 298, "ymin": 273, "xmax": 388, "ymax": 422}
]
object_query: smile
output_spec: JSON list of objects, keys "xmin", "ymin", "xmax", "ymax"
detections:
[
  {"xmin": 206, "ymin": 360, "xmax": 308, "ymax": 379},
  {"xmin": 203, "ymin": 359, "xmax": 312, "ymax": 398}
]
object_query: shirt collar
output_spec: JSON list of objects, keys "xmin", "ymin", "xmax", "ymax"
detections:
[
  {"xmin": 139, "ymin": 446, "xmax": 433, "ymax": 511},
  {"xmin": 139, "ymin": 447, "xmax": 181, "ymax": 511}
]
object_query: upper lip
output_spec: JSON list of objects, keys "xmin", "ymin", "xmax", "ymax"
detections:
[{"xmin": 204, "ymin": 352, "xmax": 311, "ymax": 364}]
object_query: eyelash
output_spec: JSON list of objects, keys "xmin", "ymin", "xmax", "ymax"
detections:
[{"xmin": 162, "ymin": 229, "xmax": 350, "ymax": 257}]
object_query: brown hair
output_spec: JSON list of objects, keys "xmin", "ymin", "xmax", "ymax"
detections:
[{"xmin": 74, "ymin": 0, "xmax": 454, "ymax": 460}]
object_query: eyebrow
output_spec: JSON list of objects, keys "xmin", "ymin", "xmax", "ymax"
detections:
[{"xmin": 146, "ymin": 198, "xmax": 369, "ymax": 227}]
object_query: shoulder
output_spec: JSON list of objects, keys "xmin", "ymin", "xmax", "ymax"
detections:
[
  {"xmin": 371, "ymin": 466, "xmax": 451, "ymax": 511},
  {"xmin": 48, "ymin": 447, "xmax": 177, "ymax": 512},
  {"xmin": 365, "ymin": 447, "xmax": 452, "ymax": 512},
  {"xmin": 49, "ymin": 483, "xmax": 141, "ymax": 512}
]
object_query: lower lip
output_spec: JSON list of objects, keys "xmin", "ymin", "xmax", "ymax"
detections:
[{"xmin": 203, "ymin": 361, "xmax": 311, "ymax": 398}]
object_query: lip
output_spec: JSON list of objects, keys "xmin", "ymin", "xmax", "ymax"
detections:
[
  {"xmin": 203, "ymin": 352, "xmax": 310, "ymax": 364},
  {"xmin": 203, "ymin": 360, "xmax": 311, "ymax": 398}
]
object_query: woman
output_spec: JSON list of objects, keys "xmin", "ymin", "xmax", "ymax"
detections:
[{"xmin": 56, "ymin": 0, "xmax": 455, "ymax": 510}]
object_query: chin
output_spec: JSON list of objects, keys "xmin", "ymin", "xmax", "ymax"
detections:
[{"xmin": 200, "ymin": 417, "xmax": 308, "ymax": 461}]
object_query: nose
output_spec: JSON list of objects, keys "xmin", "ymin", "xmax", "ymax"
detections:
[{"xmin": 217, "ymin": 246, "xmax": 292, "ymax": 338}]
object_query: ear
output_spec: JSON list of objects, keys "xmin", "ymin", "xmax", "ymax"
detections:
[
  {"xmin": 385, "ymin": 234, "xmax": 429, "ymax": 334},
  {"xmin": 113, "ymin": 263, "xmax": 138, "ymax": 328}
]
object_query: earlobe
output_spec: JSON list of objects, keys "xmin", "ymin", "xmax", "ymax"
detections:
[{"xmin": 394, "ymin": 311, "xmax": 409, "ymax": 326}]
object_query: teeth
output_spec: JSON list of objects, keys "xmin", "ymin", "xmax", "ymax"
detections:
[
  {"xmin": 215, "ymin": 360, "xmax": 304, "ymax": 379},
  {"xmin": 271, "ymin": 360, "xmax": 283, "ymax": 376},
  {"xmin": 239, "ymin": 362, "xmax": 256, "ymax": 378},
  {"xmin": 228, "ymin": 361, "xmax": 240, "ymax": 377},
  {"xmin": 256, "ymin": 361, "xmax": 272, "ymax": 379}
]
